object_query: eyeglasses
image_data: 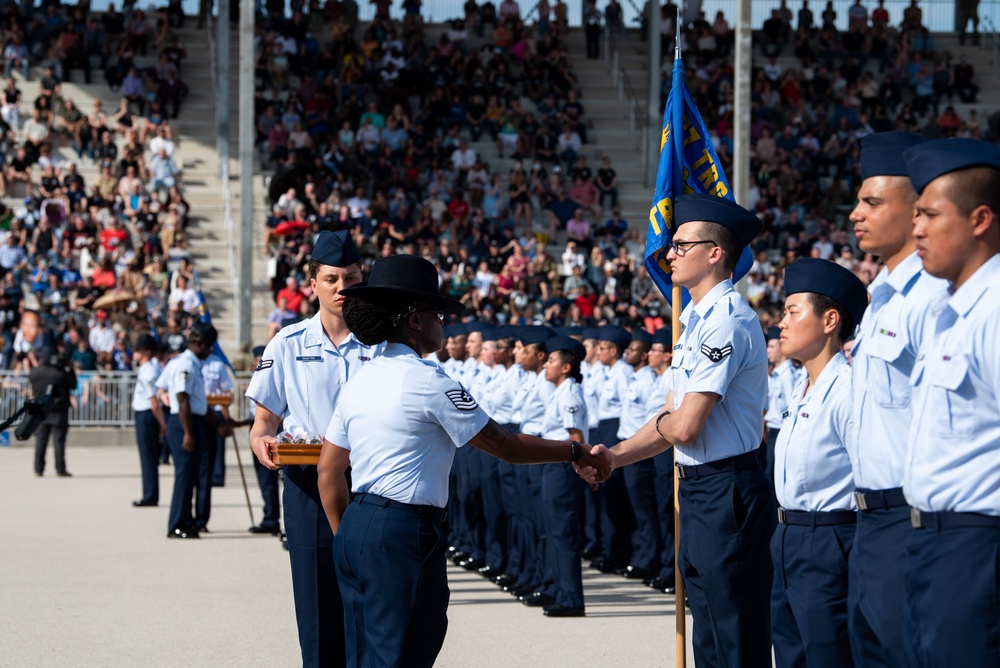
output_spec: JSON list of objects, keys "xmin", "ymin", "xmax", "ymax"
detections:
[
  {"xmin": 669, "ymin": 239, "xmax": 717, "ymax": 256},
  {"xmin": 413, "ymin": 307, "xmax": 445, "ymax": 323}
]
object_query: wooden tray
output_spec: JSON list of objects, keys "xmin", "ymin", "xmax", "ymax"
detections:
[
  {"xmin": 270, "ymin": 442, "xmax": 322, "ymax": 467},
  {"xmin": 207, "ymin": 394, "xmax": 233, "ymax": 406}
]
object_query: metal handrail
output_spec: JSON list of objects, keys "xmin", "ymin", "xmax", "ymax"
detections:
[
  {"xmin": 983, "ymin": 15, "xmax": 999, "ymax": 69},
  {"xmin": 604, "ymin": 25, "xmax": 645, "ymax": 145}
]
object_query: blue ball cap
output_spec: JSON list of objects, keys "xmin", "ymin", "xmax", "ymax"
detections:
[
  {"xmin": 312, "ymin": 230, "xmax": 362, "ymax": 267},
  {"xmin": 859, "ymin": 132, "xmax": 929, "ymax": 180},
  {"xmin": 675, "ymin": 193, "xmax": 763, "ymax": 248},
  {"xmin": 596, "ymin": 325, "xmax": 632, "ymax": 353},
  {"xmin": 518, "ymin": 325, "xmax": 556, "ymax": 347},
  {"xmin": 766, "ymin": 326, "xmax": 782, "ymax": 342},
  {"xmin": 784, "ymin": 259, "xmax": 869, "ymax": 328},
  {"xmin": 631, "ymin": 329, "xmax": 652, "ymax": 344},
  {"xmin": 651, "ymin": 327, "xmax": 673, "ymax": 347},
  {"xmin": 546, "ymin": 335, "xmax": 586, "ymax": 360},
  {"xmin": 903, "ymin": 138, "xmax": 1000, "ymax": 195}
]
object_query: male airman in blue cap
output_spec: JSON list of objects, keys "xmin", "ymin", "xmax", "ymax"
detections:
[
  {"xmin": 644, "ymin": 326, "xmax": 676, "ymax": 593},
  {"xmin": 579, "ymin": 193, "xmax": 774, "ymax": 667},
  {"xmin": 245, "ymin": 230, "xmax": 375, "ymax": 668},
  {"xmin": 847, "ymin": 131, "xmax": 950, "ymax": 666},
  {"xmin": 762, "ymin": 325, "xmax": 800, "ymax": 490},
  {"xmin": 901, "ymin": 137, "xmax": 1000, "ymax": 666}
]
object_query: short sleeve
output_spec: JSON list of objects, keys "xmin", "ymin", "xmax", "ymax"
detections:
[
  {"xmin": 324, "ymin": 405, "xmax": 350, "ymax": 451},
  {"xmin": 168, "ymin": 359, "xmax": 194, "ymax": 396},
  {"xmin": 244, "ymin": 337, "xmax": 286, "ymax": 416},
  {"xmin": 421, "ymin": 368, "xmax": 491, "ymax": 447},
  {"xmin": 685, "ymin": 316, "xmax": 745, "ymax": 399},
  {"xmin": 558, "ymin": 387, "xmax": 587, "ymax": 433}
]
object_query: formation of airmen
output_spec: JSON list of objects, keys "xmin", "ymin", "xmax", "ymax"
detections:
[{"xmin": 124, "ymin": 131, "xmax": 1000, "ymax": 667}]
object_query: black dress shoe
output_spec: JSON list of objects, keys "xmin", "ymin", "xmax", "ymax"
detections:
[
  {"xmin": 477, "ymin": 565, "xmax": 497, "ymax": 578},
  {"xmin": 460, "ymin": 557, "xmax": 485, "ymax": 571},
  {"xmin": 194, "ymin": 524, "xmax": 209, "ymax": 533},
  {"xmin": 249, "ymin": 523, "xmax": 281, "ymax": 535},
  {"xmin": 56, "ymin": 471, "xmax": 72, "ymax": 477},
  {"xmin": 599, "ymin": 560, "xmax": 624, "ymax": 574},
  {"xmin": 132, "ymin": 499, "xmax": 157, "ymax": 507},
  {"xmin": 588, "ymin": 557, "xmax": 606, "ymax": 571},
  {"xmin": 521, "ymin": 592, "xmax": 556, "ymax": 607},
  {"xmin": 280, "ymin": 532, "xmax": 288, "ymax": 551},
  {"xmin": 622, "ymin": 565, "xmax": 656, "ymax": 580},
  {"xmin": 450, "ymin": 551, "xmax": 468, "ymax": 565},
  {"xmin": 508, "ymin": 583, "xmax": 532, "ymax": 597},
  {"xmin": 581, "ymin": 548, "xmax": 599, "ymax": 560},
  {"xmin": 167, "ymin": 528, "xmax": 200, "ymax": 539},
  {"xmin": 543, "ymin": 603, "xmax": 585, "ymax": 617},
  {"xmin": 644, "ymin": 577, "xmax": 676, "ymax": 594},
  {"xmin": 494, "ymin": 573, "xmax": 516, "ymax": 588}
]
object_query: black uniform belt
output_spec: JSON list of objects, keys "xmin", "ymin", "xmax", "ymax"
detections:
[
  {"xmin": 351, "ymin": 492, "xmax": 447, "ymax": 523},
  {"xmin": 676, "ymin": 451, "xmax": 758, "ymax": 480},
  {"xmin": 855, "ymin": 487, "xmax": 908, "ymax": 512},
  {"xmin": 778, "ymin": 508, "xmax": 857, "ymax": 527},
  {"xmin": 910, "ymin": 509, "xmax": 1000, "ymax": 530}
]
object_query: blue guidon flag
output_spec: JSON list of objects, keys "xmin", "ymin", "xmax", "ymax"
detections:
[{"xmin": 644, "ymin": 49, "xmax": 753, "ymax": 305}]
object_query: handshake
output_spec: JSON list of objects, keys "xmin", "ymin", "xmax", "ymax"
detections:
[{"xmin": 573, "ymin": 444, "xmax": 616, "ymax": 487}]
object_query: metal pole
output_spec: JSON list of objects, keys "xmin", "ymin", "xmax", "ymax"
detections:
[
  {"xmin": 646, "ymin": 0, "xmax": 661, "ymax": 188},
  {"xmin": 217, "ymin": 0, "xmax": 230, "ymax": 183},
  {"xmin": 733, "ymin": 0, "xmax": 752, "ymax": 208},
  {"xmin": 238, "ymin": 0, "xmax": 254, "ymax": 348},
  {"xmin": 231, "ymin": 433, "xmax": 255, "ymax": 526}
]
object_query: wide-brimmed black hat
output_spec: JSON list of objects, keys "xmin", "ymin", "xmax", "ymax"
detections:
[{"xmin": 341, "ymin": 254, "xmax": 465, "ymax": 314}]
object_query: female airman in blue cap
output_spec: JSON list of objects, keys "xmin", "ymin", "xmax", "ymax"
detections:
[
  {"xmin": 770, "ymin": 258, "xmax": 868, "ymax": 668},
  {"xmin": 316, "ymin": 255, "xmax": 608, "ymax": 668},
  {"xmin": 245, "ymin": 229, "xmax": 375, "ymax": 668}
]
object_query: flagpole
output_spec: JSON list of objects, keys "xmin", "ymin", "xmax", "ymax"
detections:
[{"xmin": 673, "ymin": 13, "xmax": 686, "ymax": 668}]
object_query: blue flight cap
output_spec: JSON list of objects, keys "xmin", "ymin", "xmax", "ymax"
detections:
[
  {"xmin": 518, "ymin": 326, "xmax": 555, "ymax": 347},
  {"xmin": 481, "ymin": 325, "xmax": 498, "ymax": 342},
  {"xmin": 466, "ymin": 321, "xmax": 485, "ymax": 335},
  {"xmin": 252, "ymin": 345, "xmax": 266, "ymax": 357},
  {"xmin": 784, "ymin": 259, "xmax": 868, "ymax": 328},
  {"xmin": 903, "ymin": 138, "xmax": 1000, "ymax": 195},
  {"xmin": 442, "ymin": 324, "xmax": 457, "ymax": 339},
  {"xmin": 651, "ymin": 327, "xmax": 673, "ymax": 347},
  {"xmin": 597, "ymin": 325, "xmax": 632, "ymax": 353},
  {"xmin": 495, "ymin": 325, "xmax": 515, "ymax": 341},
  {"xmin": 859, "ymin": 132, "xmax": 929, "ymax": 180},
  {"xmin": 556, "ymin": 326, "xmax": 583, "ymax": 338},
  {"xmin": 312, "ymin": 230, "xmax": 362, "ymax": 267},
  {"xmin": 546, "ymin": 335, "xmax": 586, "ymax": 360},
  {"xmin": 766, "ymin": 326, "xmax": 782, "ymax": 342},
  {"xmin": 675, "ymin": 193, "xmax": 763, "ymax": 248},
  {"xmin": 631, "ymin": 329, "xmax": 652, "ymax": 344},
  {"xmin": 581, "ymin": 328, "xmax": 600, "ymax": 341}
]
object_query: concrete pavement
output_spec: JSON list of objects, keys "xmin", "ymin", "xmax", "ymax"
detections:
[{"xmin": 0, "ymin": 438, "xmax": 693, "ymax": 667}]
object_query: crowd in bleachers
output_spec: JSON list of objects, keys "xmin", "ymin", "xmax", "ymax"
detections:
[
  {"xmin": 0, "ymin": 1, "xmax": 198, "ymax": 376},
  {"xmin": 255, "ymin": 0, "xmax": 989, "ymax": 337}
]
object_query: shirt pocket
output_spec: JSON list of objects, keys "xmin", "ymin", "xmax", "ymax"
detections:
[
  {"xmin": 927, "ymin": 356, "xmax": 975, "ymax": 438},
  {"xmin": 866, "ymin": 334, "xmax": 910, "ymax": 408}
]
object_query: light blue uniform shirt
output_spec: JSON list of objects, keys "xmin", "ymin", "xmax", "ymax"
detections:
[
  {"xmin": 326, "ymin": 343, "xmax": 490, "ymax": 508},
  {"xmin": 201, "ymin": 353, "xmax": 233, "ymax": 396},
  {"xmin": 132, "ymin": 357, "xmax": 162, "ymax": 412},
  {"xmin": 774, "ymin": 353, "xmax": 857, "ymax": 512},
  {"xmin": 157, "ymin": 349, "xmax": 207, "ymax": 416},
  {"xmin": 645, "ymin": 368, "xmax": 672, "ymax": 419},
  {"xmin": 905, "ymin": 254, "xmax": 1000, "ymax": 516},
  {"xmin": 618, "ymin": 365, "xmax": 656, "ymax": 439},
  {"xmin": 539, "ymin": 378, "xmax": 588, "ymax": 441},
  {"xmin": 491, "ymin": 364, "xmax": 524, "ymax": 425},
  {"xmin": 245, "ymin": 313, "xmax": 382, "ymax": 439},
  {"xmin": 851, "ymin": 252, "xmax": 949, "ymax": 490},
  {"xmin": 598, "ymin": 358, "xmax": 632, "ymax": 422},
  {"xmin": 766, "ymin": 359, "xmax": 801, "ymax": 430},
  {"xmin": 671, "ymin": 279, "xmax": 768, "ymax": 466},
  {"xmin": 519, "ymin": 371, "xmax": 554, "ymax": 436},
  {"xmin": 442, "ymin": 357, "xmax": 461, "ymax": 381},
  {"xmin": 583, "ymin": 361, "xmax": 605, "ymax": 429}
]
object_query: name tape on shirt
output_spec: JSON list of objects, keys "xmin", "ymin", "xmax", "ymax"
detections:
[
  {"xmin": 446, "ymin": 387, "xmax": 479, "ymax": 411},
  {"xmin": 295, "ymin": 356, "xmax": 322, "ymax": 362},
  {"xmin": 256, "ymin": 359, "xmax": 273, "ymax": 371},
  {"xmin": 700, "ymin": 343, "xmax": 733, "ymax": 363}
]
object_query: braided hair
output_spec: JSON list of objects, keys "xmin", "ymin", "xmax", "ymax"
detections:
[
  {"xmin": 343, "ymin": 295, "xmax": 412, "ymax": 346},
  {"xmin": 550, "ymin": 348, "xmax": 584, "ymax": 385}
]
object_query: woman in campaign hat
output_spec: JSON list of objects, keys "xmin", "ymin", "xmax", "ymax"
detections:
[
  {"xmin": 770, "ymin": 258, "xmax": 868, "ymax": 668},
  {"xmin": 316, "ymin": 255, "xmax": 608, "ymax": 668}
]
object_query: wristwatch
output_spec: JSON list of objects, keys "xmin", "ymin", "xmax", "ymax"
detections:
[{"xmin": 570, "ymin": 441, "xmax": 582, "ymax": 463}]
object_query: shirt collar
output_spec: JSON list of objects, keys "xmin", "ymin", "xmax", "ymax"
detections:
[
  {"xmin": 384, "ymin": 342, "xmax": 420, "ymax": 358},
  {"xmin": 808, "ymin": 352, "xmax": 850, "ymax": 404},
  {"xmin": 885, "ymin": 251, "xmax": 924, "ymax": 296},
  {"xmin": 685, "ymin": 279, "xmax": 734, "ymax": 324},
  {"xmin": 946, "ymin": 253, "xmax": 1000, "ymax": 319},
  {"xmin": 303, "ymin": 312, "xmax": 363, "ymax": 350}
]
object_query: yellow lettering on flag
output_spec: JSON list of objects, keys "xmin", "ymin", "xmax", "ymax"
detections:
[
  {"xmin": 660, "ymin": 124, "xmax": 671, "ymax": 152},
  {"xmin": 682, "ymin": 115, "xmax": 701, "ymax": 147},
  {"xmin": 648, "ymin": 196, "xmax": 673, "ymax": 236}
]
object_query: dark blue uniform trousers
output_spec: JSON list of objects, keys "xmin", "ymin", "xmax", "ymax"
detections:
[
  {"xmin": 252, "ymin": 451, "xmax": 280, "ymax": 528},
  {"xmin": 771, "ymin": 522, "xmax": 856, "ymax": 668},
  {"xmin": 623, "ymin": 458, "xmax": 659, "ymax": 572},
  {"xmin": 283, "ymin": 465, "xmax": 345, "ymax": 668},
  {"xmin": 497, "ymin": 424, "xmax": 522, "ymax": 579},
  {"xmin": 679, "ymin": 461, "xmax": 775, "ymax": 668},
  {"xmin": 211, "ymin": 407, "xmax": 226, "ymax": 486},
  {"xmin": 758, "ymin": 427, "xmax": 779, "ymax": 490},
  {"xmin": 334, "ymin": 493, "xmax": 448, "ymax": 668},
  {"xmin": 591, "ymin": 418, "xmax": 634, "ymax": 566},
  {"xmin": 166, "ymin": 414, "xmax": 207, "ymax": 533},
  {"xmin": 540, "ymin": 462, "xmax": 585, "ymax": 609},
  {"xmin": 523, "ymin": 463, "xmax": 547, "ymax": 589},
  {"xmin": 478, "ymin": 447, "xmax": 507, "ymax": 571},
  {"xmin": 848, "ymin": 504, "xmax": 910, "ymax": 668},
  {"xmin": 194, "ymin": 415, "xmax": 217, "ymax": 529},
  {"xmin": 134, "ymin": 409, "xmax": 160, "ymax": 504},
  {"xmin": 652, "ymin": 448, "xmax": 675, "ymax": 581},
  {"xmin": 904, "ymin": 524, "xmax": 1000, "ymax": 667}
]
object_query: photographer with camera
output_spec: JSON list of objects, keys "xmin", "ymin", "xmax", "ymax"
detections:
[{"xmin": 30, "ymin": 347, "xmax": 77, "ymax": 477}]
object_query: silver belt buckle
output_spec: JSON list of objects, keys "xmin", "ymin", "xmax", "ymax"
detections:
[
  {"xmin": 910, "ymin": 507, "xmax": 923, "ymax": 528},
  {"xmin": 676, "ymin": 464, "xmax": 688, "ymax": 480},
  {"xmin": 855, "ymin": 491, "xmax": 869, "ymax": 511},
  {"xmin": 777, "ymin": 507, "xmax": 787, "ymax": 524}
]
